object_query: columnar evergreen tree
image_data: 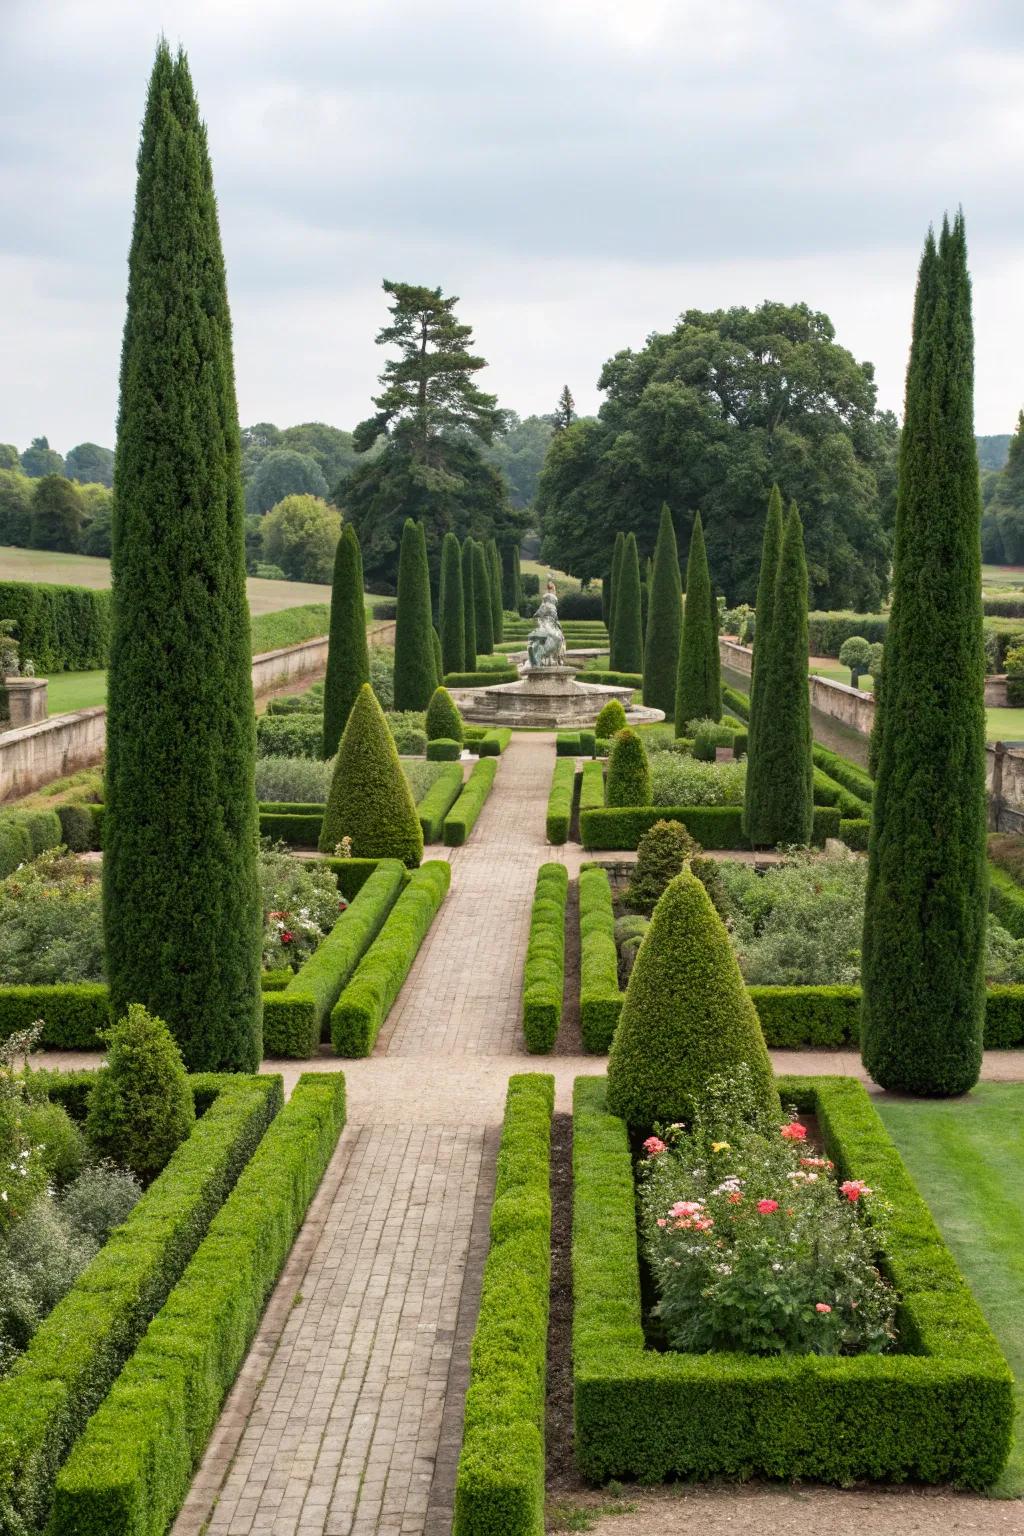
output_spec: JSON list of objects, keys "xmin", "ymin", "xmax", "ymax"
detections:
[
  {"xmin": 607, "ymin": 530, "xmax": 625, "ymax": 666},
  {"xmin": 322, "ymin": 524, "xmax": 369, "ymax": 758},
  {"xmin": 461, "ymin": 536, "xmax": 477, "ymax": 667},
  {"xmin": 394, "ymin": 518, "xmax": 436, "ymax": 709},
  {"xmin": 613, "ymin": 533, "xmax": 644, "ymax": 672},
  {"xmin": 744, "ymin": 502, "xmax": 813, "ymax": 847},
  {"xmin": 472, "ymin": 538, "xmax": 494, "ymax": 654},
  {"xmin": 439, "ymin": 531, "xmax": 465, "ymax": 674},
  {"xmin": 514, "ymin": 545, "xmax": 524, "ymax": 609},
  {"xmin": 487, "ymin": 537, "xmax": 504, "ymax": 642},
  {"xmin": 862, "ymin": 215, "xmax": 987, "ymax": 1096},
  {"xmin": 501, "ymin": 543, "xmax": 518, "ymax": 611},
  {"xmin": 420, "ymin": 520, "xmax": 440, "ymax": 689},
  {"xmin": 104, "ymin": 43, "xmax": 261, "ymax": 1072},
  {"xmin": 601, "ymin": 568, "xmax": 611, "ymax": 628},
  {"xmin": 742, "ymin": 485, "xmax": 784, "ymax": 839},
  {"xmin": 675, "ymin": 512, "xmax": 721, "ymax": 729},
  {"xmin": 643, "ymin": 504, "xmax": 682, "ymax": 718}
]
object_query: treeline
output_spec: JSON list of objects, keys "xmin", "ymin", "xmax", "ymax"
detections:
[
  {"xmin": 981, "ymin": 413, "xmax": 1024, "ymax": 564},
  {"xmin": 0, "ymin": 469, "xmax": 113, "ymax": 556}
]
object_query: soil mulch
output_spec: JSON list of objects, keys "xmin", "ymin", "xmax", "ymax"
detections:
[{"xmin": 546, "ymin": 1110, "xmax": 578, "ymax": 1495}]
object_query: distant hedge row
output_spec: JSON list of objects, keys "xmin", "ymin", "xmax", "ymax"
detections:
[{"xmin": 0, "ymin": 581, "xmax": 111, "ymax": 672}]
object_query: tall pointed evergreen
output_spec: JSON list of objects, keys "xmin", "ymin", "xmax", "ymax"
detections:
[
  {"xmin": 461, "ymin": 537, "xmax": 477, "ymax": 668},
  {"xmin": 607, "ymin": 531, "xmax": 625, "ymax": 665},
  {"xmin": 439, "ymin": 531, "xmax": 465, "ymax": 674},
  {"xmin": 643, "ymin": 505, "xmax": 681, "ymax": 717},
  {"xmin": 742, "ymin": 485, "xmax": 784, "ymax": 838},
  {"xmin": 394, "ymin": 518, "xmax": 436, "ymax": 709},
  {"xmin": 472, "ymin": 538, "xmax": 494, "ymax": 655},
  {"xmin": 487, "ymin": 537, "xmax": 504, "ymax": 642},
  {"xmin": 862, "ymin": 215, "xmax": 986, "ymax": 1096},
  {"xmin": 501, "ymin": 543, "xmax": 517, "ymax": 612},
  {"xmin": 322, "ymin": 524, "xmax": 369, "ymax": 758},
  {"xmin": 103, "ymin": 44, "xmax": 261, "ymax": 1071},
  {"xmin": 419, "ymin": 521, "xmax": 439, "ymax": 689},
  {"xmin": 675, "ymin": 512, "xmax": 721, "ymax": 729},
  {"xmin": 613, "ymin": 532, "xmax": 644, "ymax": 673}
]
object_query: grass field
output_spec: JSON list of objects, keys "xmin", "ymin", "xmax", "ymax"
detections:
[
  {"xmin": 809, "ymin": 660, "xmax": 1024, "ymax": 742},
  {"xmin": 877, "ymin": 1084, "xmax": 1024, "ymax": 1498},
  {"xmin": 984, "ymin": 564, "xmax": 1024, "ymax": 589},
  {"xmin": 45, "ymin": 671, "xmax": 108, "ymax": 714}
]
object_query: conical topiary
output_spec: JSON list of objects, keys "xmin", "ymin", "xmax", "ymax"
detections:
[
  {"xmin": 394, "ymin": 518, "xmax": 436, "ymax": 710},
  {"xmin": 613, "ymin": 533, "xmax": 644, "ymax": 673},
  {"xmin": 472, "ymin": 538, "xmax": 494, "ymax": 655},
  {"xmin": 607, "ymin": 531, "xmax": 625, "ymax": 666},
  {"xmin": 606, "ymin": 870, "xmax": 780, "ymax": 1128},
  {"xmin": 426, "ymin": 686, "xmax": 463, "ymax": 743},
  {"xmin": 85, "ymin": 1003, "xmax": 195, "ymax": 1182},
  {"xmin": 675, "ymin": 511, "xmax": 721, "ymax": 728},
  {"xmin": 742, "ymin": 485, "xmax": 784, "ymax": 840},
  {"xmin": 319, "ymin": 682, "xmax": 423, "ymax": 867},
  {"xmin": 322, "ymin": 524, "xmax": 370, "ymax": 758},
  {"xmin": 643, "ymin": 504, "xmax": 682, "ymax": 718},
  {"xmin": 462, "ymin": 536, "xmax": 477, "ymax": 669},
  {"xmin": 487, "ymin": 537, "xmax": 504, "ymax": 643},
  {"xmin": 439, "ymin": 530, "xmax": 465, "ymax": 674},
  {"xmin": 606, "ymin": 727, "xmax": 651, "ymax": 807},
  {"xmin": 595, "ymin": 697, "xmax": 627, "ymax": 739}
]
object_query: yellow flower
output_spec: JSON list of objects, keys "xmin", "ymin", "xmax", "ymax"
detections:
[{"xmin": 711, "ymin": 1141, "xmax": 731, "ymax": 1153}]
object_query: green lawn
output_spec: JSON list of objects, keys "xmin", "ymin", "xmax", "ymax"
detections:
[
  {"xmin": 877, "ymin": 1084, "xmax": 1024, "ymax": 1498},
  {"xmin": 811, "ymin": 661, "xmax": 875, "ymax": 691},
  {"xmin": 45, "ymin": 670, "xmax": 108, "ymax": 714},
  {"xmin": 809, "ymin": 661, "xmax": 1024, "ymax": 743},
  {"xmin": 983, "ymin": 564, "xmax": 1024, "ymax": 589}
]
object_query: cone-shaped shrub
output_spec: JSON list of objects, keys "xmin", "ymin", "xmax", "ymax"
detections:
[
  {"xmin": 862, "ymin": 215, "xmax": 987, "ymax": 1096},
  {"xmin": 426, "ymin": 685, "xmax": 464, "ymax": 743},
  {"xmin": 607, "ymin": 531, "xmax": 625, "ymax": 666},
  {"xmin": 322, "ymin": 524, "xmax": 369, "ymax": 758},
  {"xmin": 643, "ymin": 504, "xmax": 682, "ymax": 718},
  {"xmin": 613, "ymin": 533, "xmax": 644, "ymax": 673},
  {"xmin": 472, "ymin": 538, "xmax": 494, "ymax": 655},
  {"xmin": 675, "ymin": 511, "xmax": 721, "ymax": 729},
  {"xmin": 103, "ymin": 43, "xmax": 261, "ymax": 1072},
  {"xmin": 744, "ymin": 502, "xmax": 813, "ymax": 847},
  {"xmin": 394, "ymin": 518, "xmax": 436, "ymax": 710},
  {"xmin": 606, "ymin": 870, "xmax": 780, "ymax": 1128},
  {"xmin": 742, "ymin": 485, "xmax": 784, "ymax": 839},
  {"xmin": 594, "ymin": 697, "xmax": 627, "ymax": 738},
  {"xmin": 606, "ymin": 727, "xmax": 651, "ymax": 807},
  {"xmin": 319, "ymin": 683, "xmax": 423, "ymax": 866},
  {"xmin": 86, "ymin": 1003, "xmax": 195, "ymax": 1182},
  {"xmin": 487, "ymin": 537, "xmax": 504, "ymax": 642},
  {"xmin": 440, "ymin": 531, "xmax": 465, "ymax": 674},
  {"xmin": 462, "ymin": 537, "xmax": 477, "ymax": 668}
]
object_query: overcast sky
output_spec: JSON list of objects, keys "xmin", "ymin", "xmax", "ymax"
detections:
[{"xmin": 3, "ymin": 0, "xmax": 1024, "ymax": 454}]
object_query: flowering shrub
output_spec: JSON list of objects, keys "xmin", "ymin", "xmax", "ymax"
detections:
[
  {"xmin": 647, "ymin": 753, "xmax": 746, "ymax": 807},
  {"xmin": 254, "ymin": 754, "xmax": 333, "ymax": 803},
  {"xmin": 0, "ymin": 849, "xmax": 104, "ymax": 985},
  {"xmin": 636, "ymin": 1068, "xmax": 896, "ymax": 1356},
  {"xmin": 259, "ymin": 843, "xmax": 340, "ymax": 971}
]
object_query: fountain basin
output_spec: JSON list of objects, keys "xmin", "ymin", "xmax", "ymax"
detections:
[{"xmin": 452, "ymin": 665, "xmax": 664, "ymax": 730}]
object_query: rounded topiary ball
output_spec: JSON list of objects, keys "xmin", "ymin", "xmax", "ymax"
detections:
[
  {"xmin": 595, "ymin": 697, "xmax": 628, "ymax": 739},
  {"xmin": 425, "ymin": 686, "xmax": 464, "ymax": 743},
  {"xmin": 606, "ymin": 727, "xmax": 651, "ymax": 808},
  {"xmin": 86, "ymin": 1004, "xmax": 196, "ymax": 1182}
]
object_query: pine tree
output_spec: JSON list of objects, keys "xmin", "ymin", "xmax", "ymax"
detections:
[
  {"xmin": 744, "ymin": 502, "xmax": 813, "ymax": 847},
  {"xmin": 394, "ymin": 518, "xmax": 436, "ymax": 709},
  {"xmin": 322, "ymin": 524, "xmax": 369, "ymax": 758},
  {"xmin": 862, "ymin": 214, "xmax": 987, "ymax": 1096},
  {"xmin": 643, "ymin": 504, "xmax": 682, "ymax": 718},
  {"xmin": 103, "ymin": 43, "xmax": 261, "ymax": 1072},
  {"xmin": 552, "ymin": 384, "xmax": 576, "ymax": 432},
  {"xmin": 613, "ymin": 533, "xmax": 644, "ymax": 673},
  {"xmin": 487, "ymin": 537, "xmax": 504, "ymax": 642},
  {"xmin": 742, "ymin": 485, "xmax": 784, "ymax": 839},
  {"xmin": 439, "ymin": 531, "xmax": 465, "ymax": 674},
  {"xmin": 472, "ymin": 538, "xmax": 494, "ymax": 655},
  {"xmin": 675, "ymin": 512, "xmax": 721, "ymax": 729},
  {"xmin": 461, "ymin": 536, "xmax": 477, "ymax": 668},
  {"xmin": 607, "ymin": 531, "xmax": 625, "ymax": 667},
  {"xmin": 319, "ymin": 683, "xmax": 423, "ymax": 867}
]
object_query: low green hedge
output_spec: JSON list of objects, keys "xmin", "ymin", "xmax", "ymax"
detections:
[
  {"xmin": 572, "ymin": 1073, "xmax": 1013, "ymax": 1489},
  {"xmin": 250, "ymin": 603, "xmax": 329, "ymax": 654},
  {"xmin": 578, "ymin": 761, "xmax": 605, "ymax": 817},
  {"xmin": 258, "ymin": 811, "xmax": 323, "ymax": 846},
  {"xmin": 443, "ymin": 669, "xmax": 517, "ymax": 688},
  {"xmin": 989, "ymin": 864, "xmax": 1024, "ymax": 939},
  {"xmin": 0, "ymin": 1072, "xmax": 282, "ymax": 1535},
  {"xmin": 578, "ymin": 865, "xmax": 622, "ymax": 1052},
  {"xmin": 444, "ymin": 759, "xmax": 497, "ymax": 846},
  {"xmin": 56, "ymin": 802, "xmax": 104, "ymax": 853},
  {"xmin": 811, "ymin": 743, "xmax": 874, "ymax": 804},
  {"xmin": 453, "ymin": 1074, "xmax": 553, "ymax": 1536},
  {"xmin": 315, "ymin": 856, "xmax": 403, "ymax": 902},
  {"xmin": 427, "ymin": 737, "xmax": 462, "ymax": 761},
  {"xmin": 721, "ymin": 685, "xmax": 750, "ymax": 720},
  {"xmin": 417, "ymin": 763, "xmax": 465, "ymax": 842},
  {"xmin": 260, "ymin": 968, "xmax": 291, "ymax": 992},
  {"xmin": 839, "ymin": 817, "xmax": 871, "ymax": 850},
  {"xmin": 732, "ymin": 730, "xmax": 747, "ymax": 757},
  {"xmin": 811, "ymin": 766, "xmax": 870, "ymax": 820},
  {"xmin": 257, "ymin": 799, "xmax": 327, "ymax": 816},
  {"xmin": 749, "ymin": 985, "xmax": 860, "ymax": 1048},
  {"xmin": 580, "ymin": 804, "xmax": 840, "ymax": 851},
  {"xmin": 555, "ymin": 731, "xmax": 583, "ymax": 756},
  {"xmin": 0, "ymin": 982, "xmax": 111, "ymax": 1048},
  {"xmin": 0, "ymin": 807, "xmax": 64, "ymax": 876},
  {"xmin": 262, "ymin": 861, "xmax": 407, "ymax": 1056},
  {"xmin": 264, "ymin": 692, "xmax": 321, "ymax": 715},
  {"xmin": 523, "ymin": 865, "xmax": 567, "ymax": 1052},
  {"xmin": 576, "ymin": 670, "xmax": 641, "ymax": 688},
  {"xmin": 331, "ymin": 861, "xmax": 451, "ymax": 1055},
  {"xmin": 50, "ymin": 1073, "xmax": 346, "ymax": 1536},
  {"xmin": 476, "ymin": 728, "xmax": 511, "ymax": 756},
  {"xmin": 255, "ymin": 712, "xmax": 323, "ymax": 758},
  {"xmin": 546, "ymin": 759, "xmax": 576, "ymax": 845}
]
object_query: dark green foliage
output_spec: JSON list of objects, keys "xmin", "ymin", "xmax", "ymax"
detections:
[
  {"xmin": 444, "ymin": 758, "xmax": 497, "ymax": 845},
  {"xmin": 0, "ymin": 581, "xmax": 110, "ymax": 672},
  {"xmin": 440, "ymin": 531, "xmax": 466, "ymax": 674},
  {"xmin": 643, "ymin": 505, "xmax": 682, "ymax": 718},
  {"xmin": 65, "ymin": 442, "xmax": 115, "ymax": 487},
  {"xmin": 578, "ymin": 760, "xmax": 605, "ymax": 812},
  {"xmin": 461, "ymin": 536, "xmax": 477, "ymax": 668},
  {"xmin": 989, "ymin": 864, "xmax": 1024, "ymax": 938},
  {"xmin": 453, "ymin": 1075, "xmax": 553, "ymax": 1535},
  {"xmin": 545, "ymin": 758, "xmax": 575, "ymax": 844},
  {"xmin": 579, "ymin": 865, "xmax": 622, "ymax": 1052},
  {"xmin": 316, "ymin": 856, "xmax": 402, "ymax": 902},
  {"xmin": 743, "ymin": 484, "xmax": 783, "ymax": 839},
  {"xmin": 29, "ymin": 476, "xmax": 82, "ymax": 552},
  {"xmin": 443, "ymin": 668, "xmax": 517, "ymax": 687},
  {"xmin": 50, "ymin": 1075, "xmax": 344, "ymax": 1536},
  {"xmin": 577, "ymin": 668, "xmax": 641, "ymax": 688},
  {"xmin": 56, "ymin": 803, "xmax": 102, "ymax": 854},
  {"xmin": 580, "ymin": 804, "xmax": 840, "ymax": 851},
  {"xmin": 605, "ymin": 728, "xmax": 651, "ymax": 808},
  {"xmin": 472, "ymin": 539, "xmax": 494, "ymax": 655},
  {"xmin": 322, "ymin": 524, "xmax": 369, "ymax": 758},
  {"xmin": 431, "ymin": 625, "xmax": 443, "ymax": 684},
  {"xmin": 0, "ymin": 983, "xmax": 111, "ymax": 1048},
  {"xmin": 612, "ymin": 533, "xmax": 644, "ymax": 674},
  {"xmin": 624, "ymin": 818, "xmax": 699, "ymax": 913},
  {"xmin": 572, "ymin": 1074, "xmax": 1013, "ymax": 1487},
  {"xmin": 331, "ymin": 862, "xmax": 450, "ymax": 1054},
  {"xmin": 86, "ymin": 1005, "xmax": 195, "ymax": 1181},
  {"xmin": 839, "ymin": 817, "xmax": 871, "ymax": 850},
  {"xmin": 425, "ymin": 685, "xmax": 463, "ymax": 743},
  {"xmin": 523, "ymin": 866, "xmax": 567, "ymax": 1051},
  {"xmin": 747, "ymin": 986, "xmax": 861, "ymax": 1048},
  {"xmin": 607, "ymin": 531, "xmax": 625, "ymax": 665},
  {"xmin": 606, "ymin": 871, "xmax": 778, "ymax": 1128},
  {"xmin": 257, "ymin": 811, "xmax": 322, "ymax": 846},
  {"xmin": 256, "ymin": 713, "xmax": 323, "ymax": 757},
  {"xmin": 812, "ymin": 766, "xmax": 870, "ymax": 819},
  {"xmin": 862, "ymin": 215, "xmax": 987, "ymax": 1096},
  {"xmin": 393, "ymin": 519, "xmax": 436, "ymax": 711},
  {"xmin": 319, "ymin": 684, "xmax": 423, "ymax": 867},
  {"xmin": 417, "ymin": 764, "xmax": 464, "ymax": 842},
  {"xmin": 812, "ymin": 742, "xmax": 874, "ymax": 802},
  {"xmin": 426, "ymin": 737, "xmax": 461, "ymax": 761},
  {"xmin": 103, "ymin": 44, "xmax": 261, "ymax": 1073},
  {"xmin": 474, "ymin": 727, "xmax": 511, "ymax": 756},
  {"xmin": 487, "ymin": 537, "xmax": 504, "ymax": 643},
  {"xmin": 0, "ymin": 808, "xmax": 62, "ymax": 875},
  {"xmin": 594, "ymin": 697, "xmax": 627, "ymax": 738},
  {"xmin": 675, "ymin": 513, "xmax": 721, "ymax": 728}
]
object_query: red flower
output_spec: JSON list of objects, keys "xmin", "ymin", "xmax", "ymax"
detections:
[
  {"xmin": 281, "ymin": 931, "xmax": 293, "ymax": 944},
  {"xmin": 780, "ymin": 1122, "xmax": 807, "ymax": 1141},
  {"xmin": 756, "ymin": 1199, "xmax": 779, "ymax": 1214},
  {"xmin": 840, "ymin": 1180, "xmax": 872, "ymax": 1202},
  {"xmin": 643, "ymin": 1136, "xmax": 667, "ymax": 1157}
]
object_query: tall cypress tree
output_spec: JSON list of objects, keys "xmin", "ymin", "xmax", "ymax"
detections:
[
  {"xmin": 419, "ymin": 521, "xmax": 439, "ymax": 689},
  {"xmin": 862, "ymin": 215, "xmax": 986, "ymax": 1096},
  {"xmin": 487, "ymin": 537, "xmax": 504, "ymax": 643},
  {"xmin": 675, "ymin": 512, "xmax": 721, "ymax": 729},
  {"xmin": 514, "ymin": 546, "xmax": 524, "ymax": 609},
  {"xmin": 104, "ymin": 43, "xmax": 260, "ymax": 1072},
  {"xmin": 322, "ymin": 524, "xmax": 369, "ymax": 758},
  {"xmin": 643, "ymin": 505, "xmax": 681, "ymax": 718},
  {"xmin": 613, "ymin": 532, "xmax": 644, "ymax": 672},
  {"xmin": 607, "ymin": 530, "xmax": 625, "ymax": 666},
  {"xmin": 394, "ymin": 518, "xmax": 436, "ymax": 709},
  {"xmin": 439, "ymin": 531, "xmax": 465, "ymax": 674},
  {"xmin": 472, "ymin": 538, "xmax": 494, "ymax": 655},
  {"xmin": 501, "ymin": 543, "xmax": 518, "ymax": 612},
  {"xmin": 461, "ymin": 537, "xmax": 477, "ymax": 668},
  {"xmin": 744, "ymin": 502, "xmax": 813, "ymax": 847},
  {"xmin": 742, "ymin": 485, "xmax": 784, "ymax": 838}
]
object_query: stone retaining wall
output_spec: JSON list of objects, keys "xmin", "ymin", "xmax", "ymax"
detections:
[{"xmin": 808, "ymin": 673, "xmax": 876, "ymax": 735}]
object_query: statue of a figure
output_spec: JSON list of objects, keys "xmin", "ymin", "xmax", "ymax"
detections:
[{"xmin": 527, "ymin": 580, "xmax": 567, "ymax": 668}]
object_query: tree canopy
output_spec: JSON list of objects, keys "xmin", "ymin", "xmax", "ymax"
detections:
[
  {"xmin": 20, "ymin": 436, "xmax": 65, "ymax": 478},
  {"xmin": 981, "ymin": 410, "xmax": 1024, "ymax": 563},
  {"xmin": 244, "ymin": 447, "xmax": 329, "ymax": 515},
  {"xmin": 481, "ymin": 412, "xmax": 553, "ymax": 509},
  {"xmin": 65, "ymin": 442, "xmax": 115, "ymax": 487},
  {"xmin": 260, "ymin": 494, "xmax": 341, "ymax": 582}
]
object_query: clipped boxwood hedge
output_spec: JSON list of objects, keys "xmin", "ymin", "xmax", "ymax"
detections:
[
  {"xmin": 0, "ymin": 982, "xmax": 111, "ymax": 1048},
  {"xmin": 444, "ymin": 759, "xmax": 497, "ymax": 847},
  {"xmin": 50, "ymin": 1073, "xmax": 346, "ymax": 1536},
  {"xmin": 0, "ymin": 807, "xmax": 64, "ymax": 876},
  {"xmin": 572, "ymin": 1074, "xmax": 1014, "ymax": 1489},
  {"xmin": 578, "ymin": 761, "xmax": 605, "ymax": 817},
  {"xmin": 417, "ymin": 763, "xmax": 465, "ymax": 842},
  {"xmin": 426, "ymin": 737, "xmax": 462, "ymax": 761},
  {"xmin": 443, "ymin": 668, "xmax": 517, "ymax": 688},
  {"xmin": 811, "ymin": 766, "xmax": 870, "ymax": 820},
  {"xmin": 523, "ymin": 865, "xmax": 567, "ymax": 1052},
  {"xmin": 258, "ymin": 810, "xmax": 323, "ymax": 846},
  {"xmin": 255, "ymin": 712, "xmax": 323, "ymax": 758},
  {"xmin": 839, "ymin": 817, "xmax": 871, "ymax": 851},
  {"xmin": 811, "ymin": 743, "xmax": 874, "ymax": 804},
  {"xmin": 546, "ymin": 758, "xmax": 576, "ymax": 845},
  {"xmin": 453, "ymin": 1074, "xmax": 553, "ymax": 1536},
  {"xmin": 578, "ymin": 865, "xmax": 622, "ymax": 1053},
  {"xmin": 580, "ymin": 804, "xmax": 841, "ymax": 851},
  {"xmin": 475, "ymin": 728, "xmax": 511, "ymax": 756},
  {"xmin": 0, "ymin": 581, "xmax": 111, "ymax": 673},
  {"xmin": 576, "ymin": 670, "xmax": 641, "ymax": 688},
  {"xmin": 989, "ymin": 864, "xmax": 1024, "ymax": 939}
]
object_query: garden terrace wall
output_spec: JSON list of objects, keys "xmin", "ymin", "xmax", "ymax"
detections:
[
  {"xmin": 522, "ymin": 866, "xmax": 567, "ymax": 1052},
  {"xmin": 51, "ymin": 1072, "xmax": 346, "ymax": 1536},
  {"xmin": 572, "ymin": 1074, "xmax": 1013, "ymax": 1489}
]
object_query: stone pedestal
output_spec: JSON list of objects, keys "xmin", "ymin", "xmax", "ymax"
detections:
[
  {"xmin": 456, "ymin": 663, "xmax": 663, "ymax": 730},
  {"xmin": 1, "ymin": 677, "xmax": 48, "ymax": 729}
]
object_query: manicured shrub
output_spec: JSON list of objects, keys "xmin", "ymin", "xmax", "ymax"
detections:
[
  {"xmin": 605, "ymin": 728, "xmax": 651, "ymax": 808},
  {"xmin": 322, "ymin": 524, "xmax": 370, "ymax": 757},
  {"xmin": 989, "ymin": 864, "xmax": 1024, "ymax": 938},
  {"xmin": 812, "ymin": 743, "xmax": 874, "ymax": 803},
  {"xmin": 53, "ymin": 803, "xmax": 100, "ymax": 854},
  {"xmin": 581, "ymin": 804, "xmax": 839, "ymax": 851},
  {"xmin": 839, "ymin": 817, "xmax": 871, "ymax": 851},
  {"xmin": 749, "ymin": 985, "xmax": 861, "ymax": 1047},
  {"xmin": 594, "ymin": 697, "xmax": 627, "ymax": 739},
  {"xmin": 426, "ymin": 685, "xmax": 464, "ymax": 743},
  {"xmin": 487, "ymin": 537, "xmax": 504, "ymax": 645},
  {"xmin": 394, "ymin": 519, "xmax": 437, "ymax": 710},
  {"xmin": 256, "ymin": 712, "xmax": 323, "ymax": 758},
  {"xmin": 812, "ymin": 766, "xmax": 870, "ymax": 819},
  {"xmin": 546, "ymin": 759, "xmax": 576, "ymax": 845},
  {"xmin": 722, "ymin": 684, "xmax": 749, "ymax": 720},
  {"xmin": 607, "ymin": 531, "xmax": 625, "ymax": 664},
  {"xmin": 474, "ymin": 727, "xmax": 511, "ymax": 756},
  {"xmin": 319, "ymin": 683, "xmax": 424, "ymax": 867},
  {"xmin": 579, "ymin": 760, "xmax": 605, "ymax": 814},
  {"xmin": 417, "ymin": 764, "xmax": 464, "ymax": 842},
  {"xmin": 444, "ymin": 759, "xmax": 497, "ymax": 846},
  {"xmin": 0, "ymin": 817, "xmax": 33, "ymax": 879},
  {"xmin": 22, "ymin": 1100, "xmax": 88, "ymax": 1188},
  {"xmin": 315, "ymin": 856, "xmax": 398, "ymax": 902},
  {"xmin": 839, "ymin": 633, "xmax": 873, "ymax": 686},
  {"xmin": 254, "ymin": 754, "xmax": 332, "ymax": 803},
  {"xmin": 461, "ymin": 536, "xmax": 477, "ymax": 671},
  {"xmin": 732, "ymin": 730, "xmax": 747, "ymax": 757},
  {"xmin": 643, "ymin": 504, "xmax": 682, "ymax": 719},
  {"xmin": 675, "ymin": 511, "xmax": 720, "ymax": 728},
  {"xmin": 442, "ymin": 668, "xmax": 517, "ymax": 687},
  {"xmin": 555, "ymin": 731, "xmax": 582, "ymax": 756},
  {"xmin": 426, "ymin": 737, "xmax": 462, "ymax": 761},
  {"xmin": 439, "ymin": 530, "xmax": 466, "ymax": 674},
  {"xmin": 523, "ymin": 866, "xmax": 567, "ymax": 1051},
  {"xmin": 0, "ymin": 581, "xmax": 111, "ymax": 673},
  {"xmin": 576, "ymin": 669, "xmax": 642, "ymax": 687},
  {"xmin": 579, "ymin": 865, "xmax": 622, "ymax": 1052},
  {"xmin": 472, "ymin": 538, "xmax": 495, "ymax": 656},
  {"xmin": 624, "ymin": 818, "xmax": 699, "ymax": 913},
  {"xmin": 86, "ymin": 1004, "xmax": 195, "ymax": 1182},
  {"xmin": 606, "ymin": 870, "xmax": 780, "ymax": 1128},
  {"xmin": 0, "ymin": 984, "xmax": 111, "ymax": 1048},
  {"xmin": 743, "ymin": 484, "xmax": 784, "ymax": 838},
  {"xmin": 612, "ymin": 532, "xmax": 643, "ymax": 673}
]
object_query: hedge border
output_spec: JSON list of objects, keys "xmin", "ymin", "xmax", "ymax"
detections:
[
  {"xmin": 576, "ymin": 669, "xmax": 641, "ymax": 688},
  {"xmin": 0, "ymin": 983, "xmax": 111, "ymax": 1049},
  {"xmin": 475, "ymin": 728, "xmax": 512, "ymax": 757},
  {"xmin": 444, "ymin": 759, "xmax": 497, "ymax": 846},
  {"xmin": 453, "ymin": 1074, "xmax": 554, "ymax": 1536},
  {"xmin": 572, "ymin": 1074, "xmax": 1013, "ymax": 1489},
  {"xmin": 417, "ymin": 763, "xmax": 465, "ymax": 842},
  {"xmin": 523, "ymin": 865, "xmax": 567, "ymax": 1052},
  {"xmin": 580, "ymin": 804, "xmax": 841, "ymax": 851},
  {"xmin": 578, "ymin": 761, "xmax": 605, "ymax": 817},
  {"xmin": 546, "ymin": 759, "xmax": 576, "ymax": 845},
  {"xmin": 989, "ymin": 864, "xmax": 1024, "ymax": 939},
  {"xmin": 443, "ymin": 669, "xmax": 518, "ymax": 688},
  {"xmin": 427, "ymin": 737, "xmax": 462, "ymax": 761},
  {"xmin": 578, "ymin": 865, "xmax": 622, "ymax": 1053}
]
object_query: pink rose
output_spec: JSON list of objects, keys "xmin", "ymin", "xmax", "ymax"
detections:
[
  {"xmin": 756, "ymin": 1199, "xmax": 779, "ymax": 1214},
  {"xmin": 840, "ymin": 1180, "xmax": 872, "ymax": 1202},
  {"xmin": 815, "ymin": 1302, "xmax": 832, "ymax": 1314},
  {"xmin": 644, "ymin": 1136, "xmax": 667, "ymax": 1157},
  {"xmin": 780, "ymin": 1122, "xmax": 807, "ymax": 1141}
]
